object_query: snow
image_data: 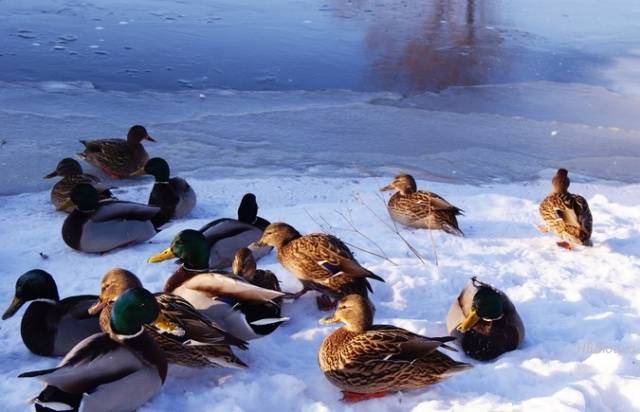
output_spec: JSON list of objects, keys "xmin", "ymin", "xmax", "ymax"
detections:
[{"xmin": 1, "ymin": 175, "xmax": 639, "ymax": 411}]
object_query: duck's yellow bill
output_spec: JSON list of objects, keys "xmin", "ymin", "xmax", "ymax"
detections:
[
  {"xmin": 319, "ymin": 315, "xmax": 338, "ymax": 325},
  {"xmin": 57, "ymin": 197, "xmax": 74, "ymax": 211},
  {"xmin": 456, "ymin": 309, "xmax": 480, "ymax": 333},
  {"xmin": 153, "ymin": 312, "xmax": 185, "ymax": 336},
  {"xmin": 148, "ymin": 248, "xmax": 175, "ymax": 263},
  {"xmin": 130, "ymin": 166, "xmax": 146, "ymax": 177}
]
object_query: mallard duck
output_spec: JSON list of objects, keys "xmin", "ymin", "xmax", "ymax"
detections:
[
  {"xmin": 44, "ymin": 158, "xmax": 115, "ymax": 213},
  {"xmin": 231, "ymin": 247, "xmax": 284, "ymax": 336},
  {"xmin": 380, "ymin": 174, "xmax": 464, "ymax": 236},
  {"xmin": 88, "ymin": 268, "xmax": 248, "ymax": 369},
  {"xmin": 539, "ymin": 168, "xmax": 593, "ymax": 250},
  {"xmin": 148, "ymin": 229, "xmax": 288, "ymax": 341},
  {"xmin": 62, "ymin": 183, "xmax": 160, "ymax": 253},
  {"xmin": 2, "ymin": 270, "xmax": 101, "ymax": 357},
  {"xmin": 134, "ymin": 157, "xmax": 196, "ymax": 227},
  {"xmin": 254, "ymin": 222, "xmax": 384, "ymax": 310},
  {"xmin": 78, "ymin": 125, "xmax": 155, "ymax": 179},
  {"xmin": 198, "ymin": 193, "xmax": 272, "ymax": 269},
  {"xmin": 319, "ymin": 294, "xmax": 472, "ymax": 402},
  {"xmin": 19, "ymin": 287, "xmax": 167, "ymax": 412},
  {"xmin": 446, "ymin": 277, "xmax": 524, "ymax": 361}
]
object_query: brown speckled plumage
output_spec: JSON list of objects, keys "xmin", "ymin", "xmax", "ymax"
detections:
[
  {"xmin": 78, "ymin": 125, "xmax": 154, "ymax": 178},
  {"xmin": 539, "ymin": 169, "xmax": 592, "ymax": 246},
  {"xmin": 45, "ymin": 158, "xmax": 114, "ymax": 212},
  {"xmin": 256, "ymin": 223, "xmax": 384, "ymax": 300},
  {"xmin": 381, "ymin": 174, "xmax": 463, "ymax": 236},
  {"xmin": 94, "ymin": 269, "xmax": 247, "ymax": 369},
  {"xmin": 319, "ymin": 295, "xmax": 471, "ymax": 395}
]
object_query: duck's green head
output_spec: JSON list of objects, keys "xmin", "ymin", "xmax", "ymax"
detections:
[
  {"xmin": 457, "ymin": 285, "xmax": 504, "ymax": 333},
  {"xmin": 71, "ymin": 183, "xmax": 99, "ymax": 211},
  {"xmin": 44, "ymin": 158, "xmax": 83, "ymax": 179},
  {"xmin": 2, "ymin": 270, "xmax": 60, "ymax": 320},
  {"xmin": 127, "ymin": 125, "xmax": 155, "ymax": 144},
  {"xmin": 140, "ymin": 157, "xmax": 170, "ymax": 182},
  {"xmin": 238, "ymin": 193, "xmax": 258, "ymax": 224},
  {"xmin": 110, "ymin": 287, "xmax": 159, "ymax": 336},
  {"xmin": 148, "ymin": 229, "xmax": 209, "ymax": 270}
]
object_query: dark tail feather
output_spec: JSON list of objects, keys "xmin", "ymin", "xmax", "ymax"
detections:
[
  {"xmin": 442, "ymin": 223, "xmax": 464, "ymax": 237},
  {"xmin": 34, "ymin": 385, "xmax": 81, "ymax": 412},
  {"xmin": 19, "ymin": 367, "xmax": 61, "ymax": 378}
]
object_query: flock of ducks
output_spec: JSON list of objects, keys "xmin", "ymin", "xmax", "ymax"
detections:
[{"xmin": 3, "ymin": 125, "xmax": 594, "ymax": 411}]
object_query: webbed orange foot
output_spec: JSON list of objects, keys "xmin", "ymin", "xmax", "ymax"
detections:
[{"xmin": 341, "ymin": 391, "xmax": 389, "ymax": 403}]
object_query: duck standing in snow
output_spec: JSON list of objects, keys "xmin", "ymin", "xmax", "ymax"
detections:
[
  {"xmin": 198, "ymin": 193, "xmax": 272, "ymax": 269},
  {"xmin": 254, "ymin": 222, "xmax": 384, "ymax": 310},
  {"xmin": 62, "ymin": 183, "xmax": 161, "ymax": 253},
  {"xmin": 78, "ymin": 125, "xmax": 155, "ymax": 179},
  {"xmin": 88, "ymin": 268, "xmax": 248, "ymax": 369},
  {"xmin": 135, "ymin": 157, "xmax": 197, "ymax": 227},
  {"xmin": 19, "ymin": 287, "xmax": 167, "ymax": 412},
  {"xmin": 148, "ymin": 229, "xmax": 288, "ymax": 341},
  {"xmin": 446, "ymin": 277, "xmax": 524, "ymax": 361},
  {"xmin": 44, "ymin": 158, "xmax": 115, "ymax": 212},
  {"xmin": 380, "ymin": 174, "xmax": 464, "ymax": 236},
  {"xmin": 2, "ymin": 269, "xmax": 100, "ymax": 357},
  {"xmin": 539, "ymin": 168, "xmax": 593, "ymax": 250},
  {"xmin": 319, "ymin": 294, "xmax": 472, "ymax": 402}
]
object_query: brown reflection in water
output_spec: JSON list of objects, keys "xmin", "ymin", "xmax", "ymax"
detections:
[{"xmin": 332, "ymin": 0, "xmax": 506, "ymax": 92}]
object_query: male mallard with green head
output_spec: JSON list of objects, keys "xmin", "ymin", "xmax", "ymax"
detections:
[
  {"xmin": 148, "ymin": 229, "xmax": 287, "ymax": 341},
  {"xmin": 19, "ymin": 287, "xmax": 167, "ymax": 412},
  {"xmin": 198, "ymin": 193, "xmax": 272, "ymax": 268},
  {"xmin": 62, "ymin": 183, "xmax": 161, "ymax": 253},
  {"xmin": 447, "ymin": 277, "xmax": 524, "ymax": 361},
  {"xmin": 539, "ymin": 168, "xmax": 593, "ymax": 250},
  {"xmin": 254, "ymin": 222, "xmax": 384, "ymax": 311},
  {"xmin": 2, "ymin": 270, "xmax": 100, "ymax": 357},
  {"xmin": 134, "ymin": 157, "xmax": 197, "ymax": 227},
  {"xmin": 44, "ymin": 158, "xmax": 114, "ymax": 212},
  {"xmin": 381, "ymin": 174, "xmax": 464, "ymax": 236},
  {"xmin": 88, "ymin": 268, "xmax": 248, "ymax": 369},
  {"xmin": 78, "ymin": 125, "xmax": 155, "ymax": 179},
  {"xmin": 319, "ymin": 294, "xmax": 472, "ymax": 402}
]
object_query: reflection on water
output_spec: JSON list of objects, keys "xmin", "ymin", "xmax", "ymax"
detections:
[
  {"xmin": 331, "ymin": 0, "xmax": 597, "ymax": 92},
  {"xmin": 362, "ymin": 0, "xmax": 505, "ymax": 91},
  {"xmin": 0, "ymin": 0, "xmax": 638, "ymax": 93}
]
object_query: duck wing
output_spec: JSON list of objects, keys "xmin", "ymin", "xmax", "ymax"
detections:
[
  {"xmin": 154, "ymin": 293, "xmax": 248, "ymax": 349},
  {"xmin": 18, "ymin": 333, "xmax": 143, "ymax": 393},
  {"xmin": 180, "ymin": 272, "xmax": 285, "ymax": 302},
  {"xmin": 92, "ymin": 201, "xmax": 160, "ymax": 222},
  {"xmin": 294, "ymin": 234, "xmax": 384, "ymax": 282}
]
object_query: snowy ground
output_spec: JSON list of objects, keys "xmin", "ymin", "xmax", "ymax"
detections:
[{"xmin": 1, "ymin": 175, "xmax": 639, "ymax": 412}]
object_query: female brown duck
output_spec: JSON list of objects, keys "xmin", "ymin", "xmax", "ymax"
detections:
[{"xmin": 319, "ymin": 294, "xmax": 471, "ymax": 402}]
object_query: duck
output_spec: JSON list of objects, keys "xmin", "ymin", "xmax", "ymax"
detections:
[
  {"xmin": 19, "ymin": 287, "xmax": 167, "ymax": 412},
  {"xmin": 446, "ymin": 277, "xmax": 525, "ymax": 361},
  {"xmin": 2, "ymin": 269, "xmax": 101, "ymax": 357},
  {"xmin": 254, "ymin": 222, "xmax": 384, "ymax": 311},
  {"xmin": 198, "ymin": 193, "xmax": 272, "ymax": 269},
  {"xmin": 148, "ymin": 229, "xmax": 288, "ymax": 341},
  {"xmin": 231, "ymin": 248, "xmax": 284, "ymax": 337},
  {"xmin": 78, "ymin": 125, "xmax": 155, "ymax": 179},
  {"xmin": 62, "ymin": 183, "xmax": 161, "ymax": 253},
  {"xmin": 44, "ymin": 158, "xmax": 115, "ymax": 213},
  {"xmin": 135, "ymin": 157, "xmax": 197, "ymax": 227},
  {"xmin": 538, "ymin": 168, "xmax": 593, "ymax": 250},
  {"xmin": 88, "ymin": 268, "xmax": 248, "ymax": 369},
  {"xmin": 380, "ymin": 174, "xmax": 464, "ymax": 236},
  {"xmin": 319, "ymin": 294, "xmax": 472, "ymax": 402}
]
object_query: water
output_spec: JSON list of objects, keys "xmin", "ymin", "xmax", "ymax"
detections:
[{"xmin": 2, "ymin": 0, "xmax": 640, "ymax": 94}]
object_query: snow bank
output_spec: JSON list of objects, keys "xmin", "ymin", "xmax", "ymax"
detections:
[{"xmin": 1, "ymin": 176, "xmax": 639, "ymax": 411}]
